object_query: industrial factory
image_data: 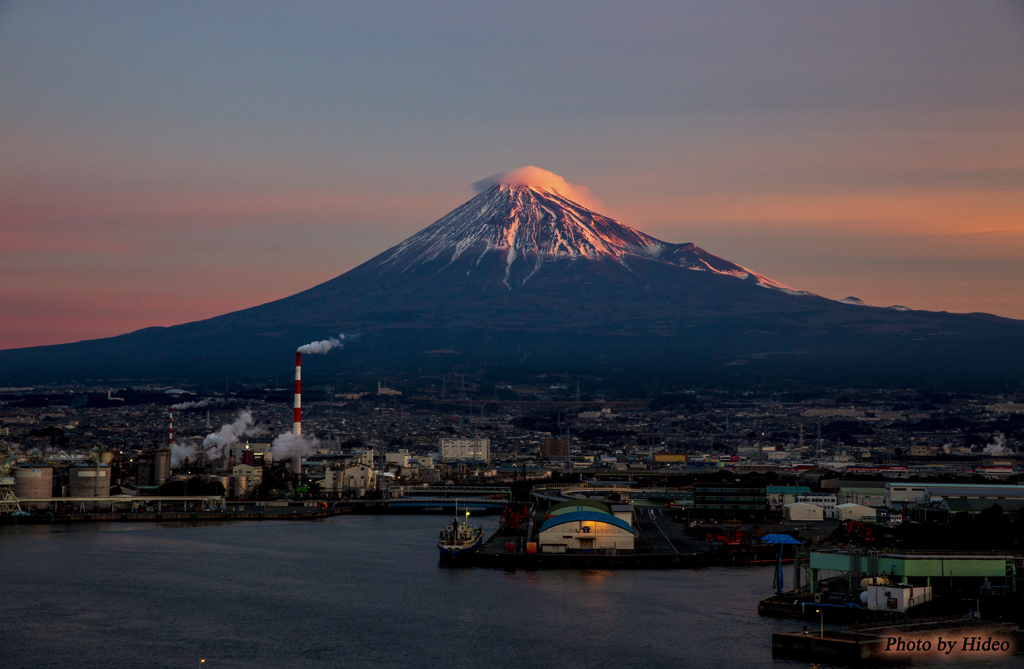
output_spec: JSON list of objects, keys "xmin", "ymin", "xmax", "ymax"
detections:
[
  {"xmin": 3, "ymin": 353, "xmax": 1024, "ymax": 548},
  {"xmin": 0, "ymin": 340, "xmax": 496, "ymax": 518}
]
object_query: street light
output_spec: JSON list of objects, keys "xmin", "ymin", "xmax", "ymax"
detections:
[
  {"xmin": 815, "ymin": 609, "xmax": 823, "ymax": 638},
  {"xmin": 200, "ymin": 660, "xmax": 205, "ymax": 668}
]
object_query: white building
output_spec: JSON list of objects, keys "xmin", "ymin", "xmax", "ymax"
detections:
[
  {"xmin": 784, "ymin": 502, "xmax": 824, "ymax": 522},
  {"xmin": 796, "ymin": 493, "xmax": 837, "ymax": 518},
  {"xmin": 610, "ymin": 504, "xmax": 635, "ymax": 527},
  {"xmin": 438, "ymin": 437, "xmax": 490, "ymax": 463},
  {"xmin": 864, "ymin": 584, "xmax": 931, "ymax": 612},
  {"xmin": 386, "ymin": 449, "xmax": 411, "ymax": 468},
  {"xmin": 836, "ymin": 503, "xmax": 877, "ymax": 522},
  {"xmin": 885, "ymin": 484, "xmax": 928, "ymax": 511},
  {"xmin": 323, "ymin": 463, "xmax": 373, "ymax": 495},
  {"xmin": 537, "ymin": 511, "xmax": 635, "ymax": 553},
  {"xmin": 348, "ymin": 451, "xmax": 374, "ymax": 467},
  {"xmin": 231, "ymin": 463, "xmax": 262, "ymax": 487}
]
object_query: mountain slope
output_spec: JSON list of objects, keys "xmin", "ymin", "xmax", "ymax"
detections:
[
  {"xmin": 369, "ymin": 185, "xmax": 799, "ymax": 292},
  {"xmin": 2, "ymin": 174, "xmax": 1023, "ymax": 388}
]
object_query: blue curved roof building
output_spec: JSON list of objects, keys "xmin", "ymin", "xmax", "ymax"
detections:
[{"xmin": 538, "ymin": 510, "xmax": 634, "ymax": 534}]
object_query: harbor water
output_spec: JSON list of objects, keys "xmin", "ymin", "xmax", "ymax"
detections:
[{"xmin": 1, "ymin": 515, "xmax": 1022, "ymax": 668}]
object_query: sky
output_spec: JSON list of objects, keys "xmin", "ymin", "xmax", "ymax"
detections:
[{"xmin": 2, "ymin": 1, "xmax": 1023, "ymax": 349}]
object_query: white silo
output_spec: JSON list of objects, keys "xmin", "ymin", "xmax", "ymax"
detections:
[{"xmin": 13, "ymin": 466, "xmax": 53, "ymax": 509}]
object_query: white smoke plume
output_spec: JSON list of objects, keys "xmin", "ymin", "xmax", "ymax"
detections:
[
  {"xmin": 170, "ymin": 442, "xmax": 197, "ymax": 467},
  {"xmin": 242, "ymin": 423, "xmax": 268, "ymax": 438},
  {"xmin": 170, "ymin": 410, "xmax": 258, "ymax": 467},
  {"xmin": 298, "ymin": 334, "xmax": 346, "ymax": 355},
  {"xmin": 171, "ymin": 398, "xmax": 228, "ymax": 411},
  {"xmin": 472, "ymin": 166, "xmax": 598, "ymax": 208},
  {"xmin": 202, "ymin": 410, "xmax": 256, "ymax": 460},
  {"xmin": 982, "ymin": 433, "xmax": 1012, "ymax": 456},
  {"xmin": 270, "ymin": 431, "xmax": 318, "ymax": 463}
]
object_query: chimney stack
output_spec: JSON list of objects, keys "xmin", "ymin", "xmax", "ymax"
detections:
[
  {"xmin": 169, "ymin": 407, "xmax": 174, "ymax": 446},
  {"xmin": 293, "ymin": 352, "xmax": 302, "ymax": 436}
]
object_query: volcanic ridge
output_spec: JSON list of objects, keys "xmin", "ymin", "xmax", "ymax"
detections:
[
  {"xmin": 2, "ymin": 167, "xmax": 1023, "ymax": 388},
  {"xmin": 375, "ymin": 177, "xmax": 799, "ymax": 293}
]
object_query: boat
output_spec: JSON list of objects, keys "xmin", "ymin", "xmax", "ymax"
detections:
[{"xmin": 437, "ymin": 504, "xmax": 483, "ymax": 562}]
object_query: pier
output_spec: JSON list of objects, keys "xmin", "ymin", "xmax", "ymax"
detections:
[
  {"xmin": 469, "ymin": 506, "xmax": 785, "ymax": 569},
  {"xmin": 772, "ymin": 618, "xmax": 1020, "ymax": 665}
]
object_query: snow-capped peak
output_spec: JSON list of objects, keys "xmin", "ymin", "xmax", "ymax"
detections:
[{"xmin": 372, "ymin": 176, "xmax": 804, "ymax": 293}]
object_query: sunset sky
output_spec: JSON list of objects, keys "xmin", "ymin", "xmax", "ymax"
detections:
[{"xmin": 2, "ymin": 2, "xmax": 1023, "ymax": 349}]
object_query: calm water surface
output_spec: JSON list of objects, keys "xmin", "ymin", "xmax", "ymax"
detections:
[{"xmin": 2, "ymin": 516, "xmax": 1021, "ymax": 669}]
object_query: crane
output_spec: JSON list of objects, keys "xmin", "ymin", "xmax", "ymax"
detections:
[{"xmin": 0, "ymin": 440, "xmax": 23, "ymax": 513}]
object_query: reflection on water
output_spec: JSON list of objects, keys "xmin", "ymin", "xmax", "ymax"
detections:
[{"xmin": 3, "ymin": 515, "xmax": 1020, "ymax": 669}]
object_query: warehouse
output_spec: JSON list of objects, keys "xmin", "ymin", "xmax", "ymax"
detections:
[
  {"xmin": 784, "ymin": 502, "xmax": 824, "ymax": 522},
  {"xmin": 836, "ymin": 503, "xmax": 877, "ymax": 522},
  {"xmin": 537, "ymin": 510, "xmax": 635, "ymax": 553}
]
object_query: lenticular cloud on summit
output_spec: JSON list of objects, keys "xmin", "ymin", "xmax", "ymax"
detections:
[{"xmin": 471, "ymin": 166, "xmax": 598, "ymax": 208}]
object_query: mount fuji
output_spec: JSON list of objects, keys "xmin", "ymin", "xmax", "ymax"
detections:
[
  {"xmin": 370, "ymin": 179, "xmax": 798, "ymax": 293},
  {"xmin": 2, "ymin": 167, "xmax": 1023, "ymax": 388}
]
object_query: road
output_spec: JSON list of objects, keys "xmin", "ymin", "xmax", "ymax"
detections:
[{"xmin": 633, "ymin": 507, "xmax": 709, "ymax": 556}]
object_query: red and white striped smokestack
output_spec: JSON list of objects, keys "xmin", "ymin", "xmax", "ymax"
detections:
[
  {"xmin": 169, "ymin": 407, "xmax": 174, "ymax": 446},
  {"xmin": 293, "ymin": 352, "xmax": 302, "ymax": 436}
]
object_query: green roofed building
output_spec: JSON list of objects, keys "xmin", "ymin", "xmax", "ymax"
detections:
[
  {"xmin": 808, "ymin": 549, "xmax": 1023, "ymax": 595},
  {"xmin": 548, "ymin": 499, "xmax": 611, "ymax": 516},
  {"xmin": 766, "ymin": 485, "xmax": 811, "ymax": 509}
]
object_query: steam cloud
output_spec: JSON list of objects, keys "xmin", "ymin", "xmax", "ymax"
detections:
[
  {"xmin": 298, "ymin": 334, "xmax": 346, "ymax": 355},
  {"xmin": 983, "ymin": 433, "xmax": 1012, "ymax": 456},
  {"xmin": 170, "ymin": 442, "xmax": 196, "ymax": 468},
  {"xmin": 270, "ymin": 431, "xmax": 318, "ymax": 462},
  {"xmin": 171, "ymin": 398, "xmax": 228, "ymax": 411},
  {"xmin": 472, "ymin": 166, "xmax": 598, "ymax": 208},
  {"xmin": 170, "ymin": 410, "xmax": 258, "ymax": 466},
  {"xmin": 202, "ymin": 410, "xmax": 256, "ymax": 459}
]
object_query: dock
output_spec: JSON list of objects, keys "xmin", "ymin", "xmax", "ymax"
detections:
[
  {"xmin": 772, "ymin": 618, "xmax": 1020, "ymax": 665},
  {"xmin": 469, "ymin": 506, "xmax": 786, "ymax": 569}
]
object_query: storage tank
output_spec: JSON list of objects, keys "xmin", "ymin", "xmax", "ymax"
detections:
[
  {"xmin": 205, "ymin": 475, "xmax": 230, "ymax": 495},
  {"xmin": 69, "ymin": 464, "xmax": 111, "ymax": 506},
  {"xmin": 231, "ymin": 475, "xmax": 249, "ymax": 498},
  {"xmin": 154, "ymin": 449, "xmax": 171, "ymax": 484},
  {"xmin": 13, "ymin": 466, "xmax": 53, "ymax": 509}
]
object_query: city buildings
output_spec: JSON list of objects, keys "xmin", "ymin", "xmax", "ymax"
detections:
[{"xmin": 439, "ymin": 437, "xmax": 490, "ymax": 463}]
